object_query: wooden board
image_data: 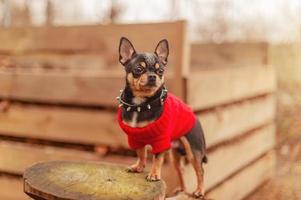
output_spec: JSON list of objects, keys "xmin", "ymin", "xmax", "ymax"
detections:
[
  {"xmin": 268, "ymin": 44, "xmax": 301, "ymax": 83},
  {"xmin": 0, "ymin": 71, "xmax": 175, "ymax": 107},
  {"xmin": 188, "ymin": 66, "xmax": 276, "ymax": 110},
  {"xmin": 0, "ymin": 153, "xmax": 274, "ymax": 200},
  {"xmin": 0, "ymin": 103, "xmax": 127, "ymax": 147},
  {"xmin": 207, "ymin": 152, "xmax": 275, "ymax": 200},
  {"xmin": 0, "ymin": 71, "xmax": 124, "ymax": 107},
  {"xmin": 0, "ymin": 21, "xmax": 188, "ymax": 98},
  {"xmin": 0, "ymin": 124, "xmax": 275, "ymax": 196},
  {"xmin": 0, "ymin": 53, "xmax": 117, "ymax": 72},
  {"xmin": 0, "ymin": 96, "xmax": 274, "ymax": 148},
  {"xmin": 0, "ymin": 176, "xmax": 29, "ymax": 200},
  {"xmin": 0, "ymin": 21, "xmax": 184, "ymax": 68},
  {"xmin": 191, "ymin": 43, "xmax": 268, "ymax": 70},
  {"xmin": 201, "ymin": 95, "xmax": 275, "ymax": 147},
  {"xmin": 181, "ymin": 124, "xmax": 275, "ymax": 192},
  {"xmin": 0, "ymin": 66, "xmax": 275, "ymax": 108},
  {"xmin": 0, "ymin": 141, "xmax": 100, "ymax": 174}
]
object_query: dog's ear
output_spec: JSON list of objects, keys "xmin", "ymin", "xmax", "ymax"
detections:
[
  {"xmin": 155, "ymin": 39, "xmax": 169, "ymax": 65},
  {"xmin": 119, "ymin": 37, "xmax": 136, "ymax": 65}
]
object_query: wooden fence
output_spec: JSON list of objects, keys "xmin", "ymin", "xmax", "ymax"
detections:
[{"xmin": 0, "ymin": 21, "xmax": 276, "ymax": 200}]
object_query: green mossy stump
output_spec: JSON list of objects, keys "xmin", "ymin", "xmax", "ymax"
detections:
[{"xmin": 23, "ymin": 161, "xmax": 166, "ymax": 200}]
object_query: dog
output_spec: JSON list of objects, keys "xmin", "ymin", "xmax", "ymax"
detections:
[{"xmin": 117, "ymin": 37, "xmax": 207, "ymax": 198}]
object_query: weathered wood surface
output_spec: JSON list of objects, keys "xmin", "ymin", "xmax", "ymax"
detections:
[
  {"xmin": 179, "ymin": 124, "xmax": 275, "ymax": 192},
  {"xmin": 23, "ymin": 161, "xmax": 166, "ymax": 200},
  {"xmin": 22, "ymin": 153, "xmax": 274, "ymax": 200},
  {"xmin": 191, "ymin": 43, "xmax": 268, "ymax": 70},
  {"xmin": 0, "ymin": 176, "xmax": 30, "ymax": 200},
  {"xmin": 0, "ymin": 141, "xmax": 100, "ymax": 174},
  {"xmin": 0, "ymin": 53, "xmax": 110, "ymax": 72},
  {"xmin": 0, "ymin": 21, "xmax": 188, "ymax": 99},
  {"xmin": 0, "ymin": 124, "xmax": 275, "ymax": 195},
  {"xmin": 0, "ymin": 66, "xmax": 275, "ymax": 108},
  {"xmin": 200, "ymin": 95, "xmax": 275, "ymax": 147},
  {"xmin": 268, "ymin": 43, "xmax": 301, "ymax": 83},
  {"xmin": 0, "ymin": 71, "xmax": 174, "ymax": 107},
  {"xmin": 0, "ymin": 95, "xmax": 274, "ymax": 148},
  {"xmin": 188, "ymin": 66, "xmax": 276, "ymax": 110},
  {"xmin": 0, "ymin": 71, "xmax": 124, "ymax": 107},
  {"xmin": 0, "ymin": 102, "xmax": 127, "ymax": 147},
  {"xmin": 207, "ymin": 152, "xmax": 275, "ymax": 200}
]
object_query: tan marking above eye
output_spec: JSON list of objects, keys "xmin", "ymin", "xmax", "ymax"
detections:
[
  {"xmin": 155, "ymin": 63, "xmax": 160, "ymax": 69},
  {"xmin": 140, "ymin": 62, "xmax": 146, "ymax": 68}
]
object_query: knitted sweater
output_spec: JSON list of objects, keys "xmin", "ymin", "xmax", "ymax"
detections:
[{"xmin": 117, "ymin": 93, "xmax": 195, "ymax": 154}]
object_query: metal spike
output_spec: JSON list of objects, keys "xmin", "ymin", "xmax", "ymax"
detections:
[
  {"xmin": 147, "ymin": 104, "xmax": 151, "ymax": 110},
  {"xmin": 160, "ymin": 99, "xmax": 164, "ymax": 105},
  {"xmin": 126, "ymin": 107, "xmax": 131, "ymax": 112},
  {"xmin": 119, "ymin": 104, "xmax": 123, "ymax": 108},
  {"xmin": 137, "ymin": 107, "xmax": 141, "ymax": 112},
  {"xmin": 120, "ymin": 89, "xmax": 123, "ymax": 93},
  {"xmin": 116, "ymin": 96, "xmax": 120, "ymax": 100}
]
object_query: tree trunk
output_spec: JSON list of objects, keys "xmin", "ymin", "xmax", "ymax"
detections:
[{"xmin": 23, "ymin": 161, "xmax": 166, "ymax": 200}]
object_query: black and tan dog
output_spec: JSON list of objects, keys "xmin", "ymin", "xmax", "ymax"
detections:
[{"xmin": 117, "ymin": 37, "xmax": 207, "ymax": 198}]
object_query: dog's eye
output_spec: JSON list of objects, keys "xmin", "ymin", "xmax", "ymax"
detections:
[
  {"xmin": 133, "ymin": 66, "xmax": 144, "ymax": 75},
  {"xmin": 156, "ymin": 68, "xmax": 164, "ymax": 75}
]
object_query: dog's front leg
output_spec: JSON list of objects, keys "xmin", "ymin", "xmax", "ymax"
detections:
[
  {"xmin": 127, "ymin": 147, "xmax": 147, "ymax": 173},
  {"xmin": 146, "ymin": 151, "xmax": 166, "ymax": 181}
]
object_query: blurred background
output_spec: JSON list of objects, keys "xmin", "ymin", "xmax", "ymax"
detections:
[
  {"xmin": 1, "ymin": 0, "xmax": 301, "ymax": 42},
  {"xmin": 0, "ymin": 0, "xmax": 300, "ymax": 200}
]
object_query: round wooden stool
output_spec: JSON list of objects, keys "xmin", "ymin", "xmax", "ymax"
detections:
[{"xmin": 23, "ymin": 161, "xmax": 166, "ymax": 200}]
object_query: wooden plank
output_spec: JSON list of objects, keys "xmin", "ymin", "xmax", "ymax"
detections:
[
  {"xmin": 0, "ymin": 153, "xmax": 274, "ymax": 200},
  {"xmin": 268, "ymin": 44, "xmax": 301, "ymax": 83},
  {"xmin": 0, "ymin": 21, "xmax": 186, "ymax": 79},
  {"xmin": 0, "ymin": 103, "xmax": 127, "ymax": 147},
  {"xmin": 0, "ymin": 71, "xmax": 175, "ymax": 107},
  {"xmin": 0, "ymin": 176, "xmax": 29, "ymax": 200},
  {"xmin": 0, "ymin": 71, "xmax": 123, "ymax": 107},
  {"xmin": 0, "ymin": 124, "xmax": 275, "ymax": 196},
  {"xmin": 172, "ymin": 21, "xmax": 189, "ymax": 99},
  {"xmin": 0, "ymin": 66, "xmax": 275, "ymax": 108},
  {"xmin": 0, "ymin": 53, "xmax": 119, "ymax": 72},
  {"xmin": 0, "ymin": 122, "xmax": 274, "ymax": 194},
  {"xmin": 0, "ymin": 96, "xmax": 274, "ymax": 148},
  {"xmin": 201, "ymin": 95, "xmax": 275, "ymax": 147},
  {"xmin": 187, "ymin": 66, "xmax": 276, "ymax": 110},
  {"xmin": 207, "ymin": 152, "xmax": 275, "ymax": 200},
  {"xmin": 0, "ymin": 141, "xmax": 100, "ymax": 175},
  {"xmin": 0, "ymin": 21, "xmax": 185, "ymax": 53},
  {"xmin": 180, "ymin": 124, "xmax": 275, "ymax": 192},
  {"xmin": 191, "ymin": 43, "xmax": 268, "ymax": 70}
]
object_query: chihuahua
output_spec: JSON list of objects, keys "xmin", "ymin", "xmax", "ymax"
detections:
[{"xmin": 117, "ymin": 37, "xmax": 207, "ymax": 198}]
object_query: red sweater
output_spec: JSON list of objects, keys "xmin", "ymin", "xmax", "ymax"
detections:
[{"xmin": 117, "ymin": 93, "xmax": 195, "ymax": 154}]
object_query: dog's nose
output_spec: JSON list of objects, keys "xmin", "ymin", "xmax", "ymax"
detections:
[{"xmin": 148, "ymin": 75, "xmax": 157, "ymax": 83}]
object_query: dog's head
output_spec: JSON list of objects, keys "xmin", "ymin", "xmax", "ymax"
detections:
[{"xmin": 118, "ymin": 37, "xmax": 169, "ymax": 98}]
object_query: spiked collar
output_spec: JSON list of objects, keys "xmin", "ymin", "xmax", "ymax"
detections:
[{"xmin": 116, "ymin": 87, "xmax": 168, "ymax": 112}]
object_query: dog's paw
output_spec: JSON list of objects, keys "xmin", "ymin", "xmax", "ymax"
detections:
[
  {"xmin": 126, "ymin": 164, "xmax": 145, "ymax": 173},
  {"xmin": 146, "ymin": 172, "xmax": 161, "ymax": 182},
  {"xmin": 192, "ymin": 189, "xmax": 205, "ymax": 199},
  {"xmin": 172, "ymin": 187, "xmax": 185, "ymax": 195}
]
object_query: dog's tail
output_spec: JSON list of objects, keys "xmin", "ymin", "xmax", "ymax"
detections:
[{"xmin": 202, "ymin": 155, "xmax": 208, "ymax": 164}]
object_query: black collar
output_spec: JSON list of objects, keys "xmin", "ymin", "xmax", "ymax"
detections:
[{"xmin": 116, "ymin": 87, "xmax": 168, "ymax": 112}]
